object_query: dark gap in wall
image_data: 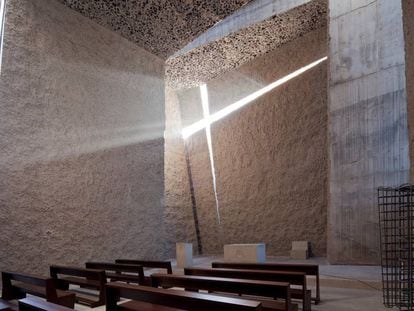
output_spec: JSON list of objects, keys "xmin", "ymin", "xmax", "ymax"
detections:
[{"xmin": 184, "ymin": 141, "xmax": 203, "ymax": 255}]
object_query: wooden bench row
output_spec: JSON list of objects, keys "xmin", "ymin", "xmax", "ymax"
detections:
[
  {"xmin": 1, "ymin": 260, "xmax": 320, "ymax": 311},
  {"xmin": 4, "ymin": 272, "xmax": 306, "ymax": 311},
  {"xmin": 1, "ymin": 259, "xmax": 173, "ymax": 308},
  {"xmin": 211, "ymin": 262, "xmax": 320, "ymax": 304},
  {"xmin": 1, "ymin": 273, "xmax": 298, "ymax": 311}
]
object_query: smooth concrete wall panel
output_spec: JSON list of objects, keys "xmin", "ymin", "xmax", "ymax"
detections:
[
  {"xmin": 175, "ymin": 28, "xmax": 328, "ymax": 255},
  {"xmin": 328, "ymin": 0, "xmax": 410, "ymax": 264},
  {"xmin": 0, "ymin": 0, "xmax": 165, "ymax": 274},
  {"xmin": 403, "ymin": 0, "xmax": 414, "ymax": 180}
]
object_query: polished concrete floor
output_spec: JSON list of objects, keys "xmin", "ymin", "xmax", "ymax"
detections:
[{"xmin": 73, "ymin": 255, "xmax": 388, "ymax": 311}]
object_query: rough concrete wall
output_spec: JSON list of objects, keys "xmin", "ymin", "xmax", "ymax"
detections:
[
  {"xmin": 174, "ymin": 28, "xmax": 328, "ymax": 255},
  {"xmin": 0, "ymin": 0, "xmax": 165, "ymax": 275},
  {"xmin": 403, "ymin": 0, "xmax": 414, "ymax": 180},
  {"xmin": 328, "ymin": 0, "xmax": 410, "ymax": 264},
  {"xmin": 163, "ymin": 88, "xmax": 198, "ymax": 257}
]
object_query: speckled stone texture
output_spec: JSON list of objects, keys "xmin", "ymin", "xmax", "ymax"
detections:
[
  {"xmin": 0, "ymin": 0, "xmax": 165, "ymax": 275},
  {"xmin": 403, "ymin": 0, "xmax": 414, "ymax": 180},
  {"xmin": 166, "ymin": 0, "xmax": 327, "ymax": 90},
  {"xmin": 163, "ymin": 87, "xmax": 198, "ymax": 257},
  {"xmin": 56, "ymin": 0, "xmax": 253, "ymax": 59},
  {"xmin": 165, "ymin": 27, "xmax": 328, "ymax": 256}
]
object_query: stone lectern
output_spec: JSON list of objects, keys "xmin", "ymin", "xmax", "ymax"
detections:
[
  {"xmin": 176, "ymin": 242, "xmax": 193, "ymax": 268},
  {"xmin": 224, "ymin": 243, "xmax": 266, "ymax": 263}
]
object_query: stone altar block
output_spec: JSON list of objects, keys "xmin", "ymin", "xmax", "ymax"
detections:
[
  {"xmin": 224, "ymin": 243, "xmax": 266, "ymax": 263},
  {"xmin": 176, "ymin": 243, "xmax": 193, "ymax": 268}
]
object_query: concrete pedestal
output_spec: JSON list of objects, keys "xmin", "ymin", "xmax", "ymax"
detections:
[
  {"xmin": 176, "ymin": 243, "xmax": 193, "ymax": 268},
  {"xmin": 224, "ymin": 243, "xmax": 266, "ymax": 263},
  {"xmin": 290, "ymin": 241, "xmax": 310, "ymax": 259}
]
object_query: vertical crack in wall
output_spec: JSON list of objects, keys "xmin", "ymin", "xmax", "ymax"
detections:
[
  {"xmin": 200, "ymin": 84, "xmax": 221, "ymax": 225},
  {"xmin": 183, "ymin": 141, "xmax": 203, "ymax": 255}
]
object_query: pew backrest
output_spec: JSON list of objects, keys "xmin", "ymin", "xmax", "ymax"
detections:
[
  {"xmin": 18, "ymin": 297, "xmax": 74, "ymax": 311},
  {"xmin": 85, "ymin": 262, "xmax": 145, "ymax": 284},
  {"xmin": 185, "ymin": 268, "xmax": 309, "ymax": 311},
  {"xmin": 151, "ymin": 274, "xmax": 292, "ymax": 310},
  {"xmin": 212, "ymin": 262, "xmax": 320, "ymax": 303},
  {"xmin": 115, "ymin": 259, "xmax": 172, "ymax": 274},
  {"xmin": 50, "ymin": 266, "xmax": 105, "ymax": 281},
  {"xmin": 184, "ymin": 268, "xmax": 306, "ymax": 286},
  {"xmin": 50, "ymin": 265, "xmax": 106, "ymax": 307},
  {"xmin": 1, "ymin": 271, "xmax": 75, "ymax": 308},
  {"xmin": 105, "ymin": 282, "xmax": 262, "ymax": 311}
]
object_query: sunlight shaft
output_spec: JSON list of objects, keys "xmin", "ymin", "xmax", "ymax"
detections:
[
  {"xmin": 200, "ymin": 84, "xmax": 221, "ymax": 225},
  {"xmin": 182, "ymin": 56, "xmax": 328, "ymax": 139}
]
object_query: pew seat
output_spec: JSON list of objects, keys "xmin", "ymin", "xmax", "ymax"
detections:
[
  {"xmin": 50, "ymin": 265, "xmax": 106, "ymax": 307},
  {"xmin": 1, "ymin": 271, "xmax": 75, "ymax": 309},
  {"xmin": 0, "ymin": 299, "xmax": 16, "ymax": 311},
  {"xmin": 85, "ymin": 262, "xmax": 145, "ymax": 284},
  {"xmin": 18, "ymin": 297, "xmax": 75, "ymax": 311}
]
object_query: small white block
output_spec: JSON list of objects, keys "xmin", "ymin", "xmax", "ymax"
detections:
[{"xmin": 290, "ymin": 241, "xmax": 310, "ymax": 259}]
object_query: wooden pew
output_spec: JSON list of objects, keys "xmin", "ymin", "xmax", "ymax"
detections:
[
  {"xmin": 212, "ymin": 262, "xmax": 320, "ymax": 304},
  {"xmin": 1, "ymin": 271, "xmax": 75, "ymax": 309},
  {"xmin": 49, "ymin": 265, "xmax": 106, "ymax": 307},
  {"xmin": 184, "ymin": 268, "xmax": 310, "ymax": 311},
  {"xmin": 105, "ymin": 282, "xmax": 262, "ymax": 311},
  {"xmin": 0, "ymin": 299, "xmax": 16, "ymax": 311},
  {"xmin": 115, "ymin": 260, "xmax": 173, "ymax": 285},
  {"xmin": 18, "ymin": 297, "xmax": 75, "ymax": 311},
  {"xmin": 85, "ymin": 262, "xmax": 145, "ymax": 284},
  {"xmin": 151, "ymin": 274, "xmax": 297, "ymax": 311}
]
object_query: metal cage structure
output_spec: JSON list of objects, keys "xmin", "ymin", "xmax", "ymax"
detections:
[{"xmin": 378, "ymin": 184, "xmax": 414, "ymax": 311}]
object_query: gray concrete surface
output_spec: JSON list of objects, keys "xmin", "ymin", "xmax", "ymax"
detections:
[{"xmin": 328, "ymin": 0, "xmax": 410, "ymax": 264}]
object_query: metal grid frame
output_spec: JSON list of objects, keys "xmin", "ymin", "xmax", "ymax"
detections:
[{"xmin": 378, "ymin": 184, "xmax": 414, "ymax": 311}]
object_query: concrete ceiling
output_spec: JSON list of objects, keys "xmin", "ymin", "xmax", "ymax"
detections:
[
  {"xmin": 57, "ymin": 0, "xmax": 253, "ymax": 59},
  {"xmin": 167, "ymin": 0, "xmax": 327, "ymax": 90}
]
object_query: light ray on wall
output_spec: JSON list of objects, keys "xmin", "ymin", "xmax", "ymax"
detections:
[
  {"xmin": 200, "ymin": 84, "xmax": 221, "ymax": 224},
  {"xmin": 0, "ymin": 0, "xmax": 6, "ymax": 74},
  {"xmin": 182, "ymin": 56, "xmax": 328, "ymax": 139}
]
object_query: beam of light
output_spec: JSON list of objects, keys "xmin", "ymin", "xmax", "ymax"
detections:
[
  {"xmin": 0, "ymin": 0, "xmax": 6, "ymax": 75},
  {"xmin": 200, "ymin": 84, "xmax": 221, "ymax": 225},
  {"xmin": 182, "ymin": 56, "xmax": 328, "ymax": 139}
]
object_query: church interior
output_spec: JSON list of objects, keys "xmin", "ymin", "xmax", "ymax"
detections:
[{"xmin": 0, "ymin": 0, "xmax": 413, "ymax": 310}]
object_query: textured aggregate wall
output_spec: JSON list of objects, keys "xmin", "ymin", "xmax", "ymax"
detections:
[
  {"xmin": 57, "ymin": 0, "xmax": 253, "ymax": 58},
  {"xmin": 328, "ymin": 0, "xmax": 410, "ymax": 264},
  {"xmin": 0, "ymin": 0, "xmax": 166, "ymax": 275},
  {"xmin": 163, "ymin": 88, "xmax": 198, "ymax": 257},
  {"xmin": 168, "ymin": 27, "xmax": 328, "ymax": 256},
  {"xmin": 403, "ymin": 0, "xmax": 414, "ymax": 180}
]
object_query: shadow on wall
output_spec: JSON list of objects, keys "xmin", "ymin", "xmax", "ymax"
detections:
[{"xmin": 0, "ymin": 137, "xmax": 166, "ymax": 275}]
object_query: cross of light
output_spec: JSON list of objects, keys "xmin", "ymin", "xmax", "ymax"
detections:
[
  {"xmin": 200, "ymin": 84, "xmax": 221, "ymax": 224},
  {"xmin": 182, "ymin": 56, "xmax": 328, "ymax": 139},
  {"xmin": 182, "ymin": 56, "xmax": 328, "ymax": 225}
]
